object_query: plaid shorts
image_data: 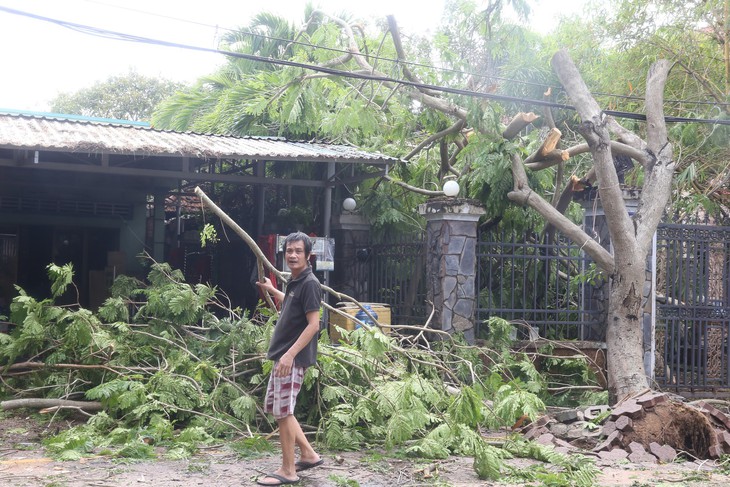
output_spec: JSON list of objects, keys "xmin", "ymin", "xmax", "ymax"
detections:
[{"xmin": 263, "ymin": 363, "xmax": 305, "ymax": 420}]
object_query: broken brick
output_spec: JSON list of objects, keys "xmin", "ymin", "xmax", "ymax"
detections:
[
  {"xmin": 593, "ymin": 431, "xmax": 622, "ymax": 452},
  {"xmin": 566, "ymin": 422, "xmax": 590, "ymax": 439},
  {"xmin": 602, "ymin": 420, "xmax": 617, "ymax": 437},
  {"xmin": 628, "ymin": 441, "xmax": 647, "ymax": 454},
  {"xmin": 628, "ymin": 451, "xmax": 658, "ymax": 464},
  {"xmin": 553, "ymin": 438, "xmax": 574, "ymax": 450},
  {"xmin": 555, "ymin": 409, "xmax": 581, "ymax": 423},
  {"xmin": 696, "ymin": 402, "xmax": 730, "ymax": 430},
  {"xmin": 549, "ymin": 423, "xmax": 569, "ymax": 437},
  {"xmin": 636, "ymin": 392, "xmax": 668, "ymax": 408},
  {"xmin": 610, "ymin": 400, "xmax": 645, "ymax": 420},
  {"xmin": 533, "ymin": 415, "xmax": 551, "ymax": 428},
  {"xmin": 524, "ymin": 426, "xmax": 548, "ymax": 440},
  {"xmin": 583, "ymin": 405, "xmax": 610, "ymax": 420},
  {"xmin": 718, "ymin": 430, "xmax": 730, "ymax": 450},
  {"xmin": 615, "ymin": 415, "xmax": 634, "ymax": 432},
  {"xmin": 708, "ymin": 444, "xmax": 724, "ymax": 459},
  {"xmin": 649, "ymin": 442, "xmax": 677, "ymax": 463},
  {"xmin": 598, "ymin": 448, "xmax": 629, "ymax": 461},
  {"xmin": 536, "ymin": 433, "xmax": 555, "ymax": 445}
]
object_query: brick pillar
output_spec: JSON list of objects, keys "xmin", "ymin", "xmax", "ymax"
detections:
[{"xmin": 418, "ymin": 198, "xmax": 485, "ymax": 343}]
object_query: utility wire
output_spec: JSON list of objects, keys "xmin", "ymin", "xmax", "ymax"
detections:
[
  {"xmin": 77, "ymin": 0, "xmax": 730, "ymax": 110},
  {"xmin": 2, "ymin": 4, "xmax": 730, "ymax": 126}
]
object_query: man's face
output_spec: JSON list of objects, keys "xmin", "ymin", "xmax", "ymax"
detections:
[{"xmin": 285, "ymin": 240, "xmax": 308, "ymax": 275}]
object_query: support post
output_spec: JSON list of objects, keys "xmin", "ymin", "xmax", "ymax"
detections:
[
  {"xmin": 152, "ymin": 190, "xmax": 166, "ymax": 263},
  {"xmin": 418, "ymin": 198, "xmax": 485, "ymax": 343}
]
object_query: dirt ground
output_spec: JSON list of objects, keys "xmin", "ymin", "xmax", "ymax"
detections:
[{"xmin": 2, "ymin": 412, "xmax": 730, "ymax": 487}]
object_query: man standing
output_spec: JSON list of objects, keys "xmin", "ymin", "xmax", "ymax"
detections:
[{"xmin": 256, "ymin": 232, "xmax": 324, "ymax": 486}]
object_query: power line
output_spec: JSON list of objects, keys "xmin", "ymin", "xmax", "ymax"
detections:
[
  {"xmin": 80, "ymin": 0, "xmax": 559, "ymax": 92},
  {"xmin": 41, "ymin": 2, "xmax": 730, "ymax": 111},
  {"xmin": 82, "ymin": 0, "xmax": 218, "ymax": 30},
  {"xmin": 2, "ymin": 4, "xmax": 730, "ymax": 126},
  {"xmin": 78, "ymin": 0, "xmax": 730, "ymax": 110}
]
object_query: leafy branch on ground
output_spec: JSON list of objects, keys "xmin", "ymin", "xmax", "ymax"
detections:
[{"xmin": 1, "ymin": 262, "xmax": 600, "ymax": 484}]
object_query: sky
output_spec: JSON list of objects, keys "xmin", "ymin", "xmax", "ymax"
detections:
[{"xmin": 0, "ymin": 0, "xmax": 583, "ymax": 112}]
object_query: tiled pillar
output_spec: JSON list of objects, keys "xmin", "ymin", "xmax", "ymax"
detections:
[{"xmin": 418, "ymin": 198, "xmax": 485, "ymax": 343}]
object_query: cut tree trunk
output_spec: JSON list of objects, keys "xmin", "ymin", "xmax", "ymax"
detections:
[{"xmin": 605, "ymin": 258, "xmax": 650, "ymax": 403}]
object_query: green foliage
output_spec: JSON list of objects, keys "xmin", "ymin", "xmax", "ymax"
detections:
[
  {"xmin": 47, "ymin": 263, "xmax": 74, "ymax": 298},
  {"xmin": 504, "ymin": 438, "xmax": 600, "ymax": 487},
  {"xmin": 50, "ymin": 70, "xmax": 184, "ymax": 122},
  {"xmin": 229, "ymin": 435, "xmax": 275, "ymax": 458},
  {"xmin": 473, "ymin": 441, "xmax": 508, "ymax": 480},
  {"xmin": 1, "ymin": 253, "xmax": 601, "ymax": 487},
  {"xmin": 328, "ymin": 474, "xmax": 360, "ymax": 487},
  {"xmin": 200, "ymin": 223, "xmax": 220, "ymax": 248},
  {"xmin": 43, "ymin": 427, "xmax": 96, "ymax": 459},
  {"xmin": 491, "ymin": 384, "xmax": 546, "ymax": 427},
  {"xmin": 1, "ymin": 261, "xmax": 269, "ymax": 459}
]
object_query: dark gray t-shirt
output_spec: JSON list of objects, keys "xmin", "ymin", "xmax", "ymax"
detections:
[{"xmin": 266, "ymin": 267, "xmax": 321, "ymax": 368}]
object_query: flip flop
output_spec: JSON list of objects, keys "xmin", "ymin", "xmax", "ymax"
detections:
[
  {"xmin": 256, "ymin": 473, "xmax": 300, "ymax": 486},
  {"xmin": 295, "ymin": 458, "xmax": 324, "ymax": 472}
]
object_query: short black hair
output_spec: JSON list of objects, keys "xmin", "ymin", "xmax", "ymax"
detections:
[{"xmin": 284, "ymin": 231, "xmax": 312, "ymax": 256}]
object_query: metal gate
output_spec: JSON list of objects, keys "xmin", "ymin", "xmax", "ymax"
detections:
[
  {"xmin": 367, "ymin": 237, "xmax": 427, "ymax": 325},
  {"xmin": 654, "ymin": 224, "xmax": 730, "ymax": 394},
  {"xmin": 476, "ymin": 228, "xmax": 603, "ymax": 340}
]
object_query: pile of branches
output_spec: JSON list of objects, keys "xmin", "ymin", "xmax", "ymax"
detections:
[{"xmin": 0, "ymin": 195, "xmax": 602, "ymax": 485}]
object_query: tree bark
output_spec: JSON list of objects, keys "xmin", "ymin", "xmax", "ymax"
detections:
[
  {"xmin": 502, "ymin": 112, "xmax": 539, "ymax": 139},
  {"xmin": 1, "ymin": 398, "xmax": 102, "ymax": 412},
  {"xmin": 523, "ymin": 149, "xmax": 569, "ymax": 167},
  {"xmin": 551, "ymin": 50, "xmax": 674, "ymax": 404}
]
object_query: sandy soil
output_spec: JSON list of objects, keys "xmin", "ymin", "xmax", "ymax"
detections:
[{"xmin": 2, "ymin": 412, "xmax": 730, "ymax": 486}]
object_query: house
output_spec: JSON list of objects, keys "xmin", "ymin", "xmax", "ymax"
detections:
[{"xmin": 0, "ymin": 110, "xmax": 396, "ymax": 312}]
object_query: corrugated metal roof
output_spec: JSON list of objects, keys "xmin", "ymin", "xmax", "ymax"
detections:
[{"xmin": 0, "ymin": 112, "xmax": 397, "ymax": 164}]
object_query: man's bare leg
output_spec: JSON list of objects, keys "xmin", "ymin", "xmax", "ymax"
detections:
[
  {"xmin": 258, "ymin": 415, "xmax": 299, "ymax": 484},
  {"xmin": 291, "ymin": 415, "xmax": 320, "ymax": 465}
]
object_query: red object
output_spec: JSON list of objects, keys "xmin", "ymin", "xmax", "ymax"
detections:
[{"xmin": 257, "ymin": 234, "xmax": 280, "ymax": 303}]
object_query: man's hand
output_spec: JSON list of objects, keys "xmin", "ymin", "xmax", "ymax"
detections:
[
  {"xmin": 275, "ymin": 353, "xmax": 294, "ymax": 377},
  {"xmin": 256, "ymin": 277, "xmax": 275, "ymax": 293}
]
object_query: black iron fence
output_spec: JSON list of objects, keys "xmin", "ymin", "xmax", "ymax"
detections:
[
  {"xmin": 475, "ymin": 228, "xmax": 603, "ymax": 340},
  {"xmin": 341, "ymin": 236, "xmax": 428, "ymax": 326},
  {"xmin": 655, "ymin": 224, "xmax": 730, "ymax": 393},
  {"xmin": 355, "ymin": 222, "xmax": 730, "ymax": 395}
]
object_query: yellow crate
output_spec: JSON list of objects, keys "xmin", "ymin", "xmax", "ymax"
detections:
[{"xmin": 329, "ymin": 303, "xmax": 391, "ymax": 343}]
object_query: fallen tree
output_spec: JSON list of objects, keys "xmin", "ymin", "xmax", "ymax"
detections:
[{"xmin": 0, "ymin": 248, "xmax": 602, "ymax": 482}]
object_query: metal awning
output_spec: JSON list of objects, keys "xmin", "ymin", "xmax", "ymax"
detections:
[{"xmin": 0, "ymin": 112, "xmax": 398, "ymax": 189}]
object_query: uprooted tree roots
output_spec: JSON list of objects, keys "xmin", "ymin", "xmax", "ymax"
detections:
[{"xmin": 622, "ymin": 401, "xmax": 715, "ymax": 458}]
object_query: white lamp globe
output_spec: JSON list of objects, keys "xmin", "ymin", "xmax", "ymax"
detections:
[
  {"xmin": 442, "ymin": 180, "xmax": 460, "ymax": 197},
  {"xmin": 343, "ymin": 197, "xmax": 357, "ymax": 211}
]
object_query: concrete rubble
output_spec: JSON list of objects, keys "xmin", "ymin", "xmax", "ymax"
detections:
[{"xmin": 518, "ymin": 390, "xmax": 730, "ymax": 464}]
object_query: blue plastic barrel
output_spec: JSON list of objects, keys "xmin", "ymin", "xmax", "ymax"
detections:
[{"xmin": 354, "ymin": 305, "xmax": 378, "ymax": 328}]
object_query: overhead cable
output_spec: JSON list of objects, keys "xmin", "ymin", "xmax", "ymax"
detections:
[
  {"xmin": 78, "ymin": 0, "xmax": 730, "ymax": 109},
  {"xmin": 2, "ymin": 5, "xmax": 730, "ymax": 126}
]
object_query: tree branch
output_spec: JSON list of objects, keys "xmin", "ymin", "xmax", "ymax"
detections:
[
  {"xmin": 2, "ymin": 398, "xmax": 102, "ymax": 412},
  {"xmin": 387, "ymin": 16, "xmax": 439, "ymax": 97},
  {"xmin": 552, "ymin": 50, "xmax": 636, "ymax": 258},
  {"xmin": 384, "ymin": 175, "xmax": 444, "ymax": 196},
  {"xmin": 404, "ymin": 120, "xmax": 465, "ymax": 161},
  {"xmin": 502, "ymin": 112, "xmax": 539, "ymax": 140},
  {"xmin": 635, "ymin": 59, "xmax": 675, "ymax": 250}
]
